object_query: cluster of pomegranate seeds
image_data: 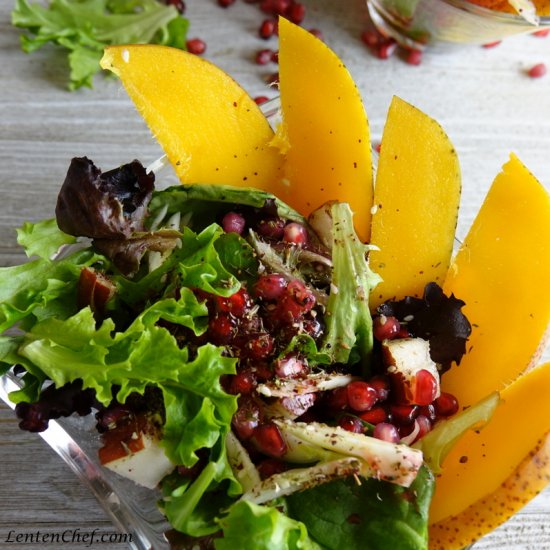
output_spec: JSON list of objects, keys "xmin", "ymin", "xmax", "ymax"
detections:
[{"xmin": 360, "ymin": 27, "xmax": 422, "ymax": 65}]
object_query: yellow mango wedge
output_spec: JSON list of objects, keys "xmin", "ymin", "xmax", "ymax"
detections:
[
  {"xmin": 100, "ymin": 45, "xmax": 283, "ymax": 189},
  {"xmin": 369, "ymin": 97, "xmax": 461, "ymax": 309},
  {"xmin": 442, "ymin": 154, "xmax": 550, "ymax": 408},
  {"xmin": 275, "ymin": 17, "xmax": 373, "ymax": 242},
  {"xmin": 429, "ymin": 361, "xmax": 550, "ymax": 525},
  {"xmin": 430, "ymin": 430, "xmax": 550, "ymax": 550}
]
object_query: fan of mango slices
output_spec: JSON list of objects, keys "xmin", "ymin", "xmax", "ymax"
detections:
[{"xmin": 100, "ymin": 18, "xmax": 550, "ymax": 550}]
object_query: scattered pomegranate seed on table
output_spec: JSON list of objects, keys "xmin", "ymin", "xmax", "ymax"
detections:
[
  {"xmin": 259, "ymin": 19, "xmax": 277, "ymax": 39},
  {"xmin": 254, "ymin": 95, "xmax": 270, "ymax": 105},
  {"xmin": 533, "ymin": 28, "xmax": 550, "ymax": 37},
  {"xmin": 405, "ymin": 48, "xmax": 422, "ymax": 66},
  {"xmin": 186, "ymin": 37, "xmax": 206, "ymax": 55},
  {"xmin": 217, "ymin": 0, "xmax": 235, "ymax": 6},
  {"xmin": 528, "ymin": 63, "xmax": 547, "ymax": 78},
  {"xmin": 256, "ymin": 48, "xmax": 275, "ymax": 65},
  {"xmin": 482, "ymin": 40, "xmax": 502, "ymax": 48}
]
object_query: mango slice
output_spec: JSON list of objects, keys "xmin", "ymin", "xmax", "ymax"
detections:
[
  {"xmin": 276, "ymin": 17, "xmax": 373, "ymax": 242},
  {"xmin": 442, "ymin": 154, "xmax": 550, "ymax": 408},
  {"xmin": 429, "ymin": 361, "xmax": 550, "ymax": 525},
  {"xmin": 369, "ymin": 97, "xmax": 461, "ymax": 308},
  {"xmin": 429, "ymin": 430, "xmax": 550, "ymax": 550},
  {"xmin": 100, "ymin": 45, "xmax": 283, "ymax": 189}
]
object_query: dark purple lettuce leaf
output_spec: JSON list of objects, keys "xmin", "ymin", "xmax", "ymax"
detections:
[
  {"xmin": 377, "ymin": 282, "xmax": 471, "ymax": 373},
  {"xmin": 55, "ymin": 157, "xmax": 154, "ymax": 239}
]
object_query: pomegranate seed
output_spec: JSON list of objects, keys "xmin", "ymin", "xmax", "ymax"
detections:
[
  {"xmin": 389, "ymin": 404, "xmax": 419, "ymax": 425},
  {"xmin": 528, "ymin": 63, "xmax": 547, "ymax": 78},
  {"xmin": 482, "ymin": 40, "xmax": 501, "ymax": 48},
  {"xmin": 256, "ymin": 48, "xmax": 274, "ymax": 65},
  {"xmin": 186, "ymin": 38, "xmax": 206, "ymax": 55},
  {"xmin": 360, "ymin": 29, "xmax": 380, "ymax": 48},
  {"xmin": 339, "ymin": 415, "xmax": 364, "ymax": 433},
  {"xmin": 166, "ymin": 0, "xmax": 185, "ymax": 14},
  {"xmin": 252, "ymin": 423, "xmax": 287, "ymax": 457},
  {"xmin": 347, "ymin": 381, "xmax": 378, "ymax": 412},
  {"xmin": 228, "ymin": 370, "xmax": 257, "ymax": 395},
  {"xmin": 419, "ymin": 403, "xmax": 436, "ymax": 422},
  {"xmin": 271, "ymin": 50, "xmax": 279, "ymax": 63},
  {"xmin": 369, "ymin": 375, "xmax": 390, "ymax": 401},
  {"xmin": 245, "ymin": 333, "xmax": 275, "ymax": 360},
  {"xmin": 287, "ymin": 3, "xmax": 306, "ymax": 24},
  {"xmin": 373, "ymin": 422, "xmax": 400, "ymax": 443},
  {"xmin": 257, "ymin": 458, "xmax": 287, "ymax": 479},
  {"xmin": 215, "ymin": 289, "xmax": 249, "ymax": 317},
  {"xmin": 256, "ymin": 216, "xmax": 285, "ymax": 239},
  {"xmin": 254, "ymin": 96, "xmax": 270, "ymax": 105},
  {"xmin": 533, "ymin": 28, "xmax": 550, "ymax": 37},
  {"xmin": 283, "ymin": 222, "xmax": 309, "ymax": 245},
  {"xmin": 308, "ymin": 28, "xmax": 323, "ymax": 40},
  {"xmin": 433, "ymin": 392, "xmax": 459, "ymax": 417},
  {"xmin": 259, "ymin": 19, "xmax": 277, "ymax": 39},
  {"xmin": 359, "ymin": 406, "xmax": 387, "ymax": 425},
  {"xmin": 414, "ymin": 415, "xmax": 432, "ymax": 440},
  {"xmin": 397, "ymin": 326, "xmax": 411, "ymax": 338},
  {"xmin": 221, "ymin": 211, "xmax": 246, "ymax": 234},
  {"xmin": 373, "ymin": 315, "xmax": 401, "ymax": 341},
  {"xmin": 277, "ymin": 279, "xmax": 315, "ymax": 321},
  {"xmin": 377, "ymin": 40, "xmax": 397, "ymax": 59},
  {"xmin": 374, "ymin": 142, "xmax": 382, "ymax": 153},
  {"xmin": 208, "ymin": 313, "xmax": 236, "ymax": 344},
  {"xmin": 405, "ymin": 49, "xmax": 422, "ymax": 66},
  {"xmin": 253, "ymin": 362, "xmax": 273, "ymax": 382},
  {"xmin": 274, "ymin": 355, "xmax": 305, "ymax": 378},
  {"xmin": 254, "ymin": 274, "xmax": 287, "ymax": 300},
  {"xmin": 414, "ymin": 369, "xmax": 439, "ymax": 406},
  {"xmin": 217, "ymin": 0, "xmax": 235, "ymax": 6},
  {"xmin": 325, "ymin": 386, "xmax": 349, "ymax": 412},
  {"xmin": 272, "ymin": 0, "xmax": 292, "ymax": 15},
  {"xmin": 232, "ymin": 398, "xmax": 261, "ymax": 440}
]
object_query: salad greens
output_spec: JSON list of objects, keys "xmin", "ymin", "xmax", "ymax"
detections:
[
  {"xmin": 0, "ymin": 158, "xmax": 479, "ymax": 549},
  {"xmin": 11, "ymin": 0, "xmax": 189, "ymax": 90}
]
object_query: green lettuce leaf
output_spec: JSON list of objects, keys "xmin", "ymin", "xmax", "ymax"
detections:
[
  {"xmin": 216, "ymin": 500, "xmax": 322, "ymax": 550},
  {"xmin": 320, "ymin": 203, "xmax": 381, "ymax": 371},
  {"xmin": 0, "ymin": 249, "xmax": 106, "ymax": 333},
  {"xmin": 286, "ymin": 465, "xmax": 434, "ymax": 550},
  {"xmin": 11, "ymin": 0, "xmax": 188, "ymax": 90},
  {"xmin": 16, "ymin": 218, "xmax": 76, "ymax": 259}
]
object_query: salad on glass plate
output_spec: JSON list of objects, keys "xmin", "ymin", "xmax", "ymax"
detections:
[{"xmin": 1, "ymin": 17, "xmax": 550, "ymax": 550}]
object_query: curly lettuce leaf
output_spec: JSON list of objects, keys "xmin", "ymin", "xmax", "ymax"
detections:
[
  {"xmin": 216, "ymin": 500, "xmax": 322, "ymax": 550},
  {"xmin": 286, "ymin": 465, "xmax": 434, "ymax": 550},
  {"xmin": 16, "ymin": 219, "xmax": 76, "ymax": 260},
  {"xmin": 11, "ymin": 0, "xmax": 188, "ymax": 90},
  {"xmin": 0, "ymin": 249, "xmax": 106, "ymax": 333}
]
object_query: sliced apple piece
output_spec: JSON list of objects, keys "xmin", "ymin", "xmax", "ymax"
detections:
[
  {"xmin": 100, "ymin": 45, "xmax": 283, "ymax": 189},
  {"xmin": 429, "ymin": 361, "xmax": 550, "ymax": 525},
  {"xmin": 429, "ymin": 430, "xmax": 550, "ymax": 550},
  {"xmin": 275, "ymin": 17, "xmax": 373, "ymax": 242},
  {"xmin": 369, "ymin": 97, "xmax": 461, "ymax": 309},
  {"xmin": 442, "ymin": 154, "xmax": 550, "ymax": 408}
]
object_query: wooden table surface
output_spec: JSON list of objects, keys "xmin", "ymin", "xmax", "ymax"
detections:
[{"xmin": 1, "ymin": 1, "xmax": 549, "ymax": 549}]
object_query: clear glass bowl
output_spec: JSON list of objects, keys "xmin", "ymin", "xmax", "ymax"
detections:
[{"xmin": 367, "ymin": 0, "xmax": 550, "ymax": 48}]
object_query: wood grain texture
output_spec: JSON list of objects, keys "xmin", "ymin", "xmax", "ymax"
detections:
[{"xmin": 0, "ymin": 0, "xmax": 549, "ymax": 549}]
